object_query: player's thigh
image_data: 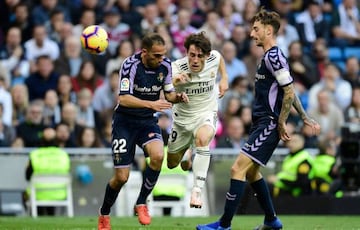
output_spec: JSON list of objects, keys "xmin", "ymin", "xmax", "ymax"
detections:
[
  {"xmin": 144, "ymin": 140, "xmax": 164, "ymax": 168},
  {"xmin": 166, "ymin": 147, "xmax": 189, "ymax": 168},
  {"xmin": 246, "ymin": 162, "xmax": 262, "ymax": 182},
  {"xmin": 137, "ymin": 121, "xmax": 164, "ymax": 168},
  {"xmin": 193, "ymin": 112, "xmax": 217, "ymax": 146}
]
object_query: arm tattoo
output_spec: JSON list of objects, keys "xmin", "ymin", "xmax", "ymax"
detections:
[
  {"xmin": 278, "ymin": 84, "xmax": 295, "ymax": 124},
  {"xmin": 293, "ymin": 93, "xmax": 308, "ymax": 120}
]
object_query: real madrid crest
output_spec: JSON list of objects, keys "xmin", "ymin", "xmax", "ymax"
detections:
[
  {"xmin": 157, "ymin": 72, "xmax": 164, "ymax": 82},
  {"xmin": 211, "ymin": 71, "xmax": 215, "ymax": 78}
]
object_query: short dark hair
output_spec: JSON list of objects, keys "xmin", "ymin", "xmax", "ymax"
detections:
[
  {"xmin": 50, "ymin": 8, "xmax": 64, "ymax": 18},
  {"xmin": 14, "ymin": 2, "xmax": 29, "ymax": 11},
  {"xmin": 141, "ymin": 33, "xmax": 165, "ymax": 50},
  {"xmin": 252, "ymin": 7, "xmax": 281, "ymax": 34},
  {"xmin": 35, "ymin": 55, "xmax": 52, "ymax": 64},
  {"xmin": 184, "ymin": 31, "xmax": 211, "ymax": 55}
]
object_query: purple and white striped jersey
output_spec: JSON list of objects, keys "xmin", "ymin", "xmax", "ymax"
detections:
[{"xmin": 252, "ymin": 46, "xmax": 293, "ymax": 122}]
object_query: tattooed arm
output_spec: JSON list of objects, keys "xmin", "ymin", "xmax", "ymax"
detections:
[
  {"xmin": 293, "ymin": 92, "xmax": 321, "ymax": 136},
  {"xmin": 292, "ymin": 93, "xmax": 308, "ymax": 120},
  {"xmin": 278, "ymin": 84, "xmax": 295, "ymax": 141}
]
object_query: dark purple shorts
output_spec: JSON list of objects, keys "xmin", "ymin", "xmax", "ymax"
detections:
[
  {"xmin": 241, "ymin": 117, "xmax": 280, "ymax": 166},
  {"xmin": 111, "ymin": 112, "xmax": 162, "ymax": 167}
]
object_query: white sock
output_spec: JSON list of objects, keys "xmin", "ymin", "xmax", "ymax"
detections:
[{"xmin": 192, "ymin": 146, "xmax": 210, "ymax": 190}]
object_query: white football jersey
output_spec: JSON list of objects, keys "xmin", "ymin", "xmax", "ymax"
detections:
[{"xmin": 172, "ymin": 50, "xmax": 221, "ymax": 126}]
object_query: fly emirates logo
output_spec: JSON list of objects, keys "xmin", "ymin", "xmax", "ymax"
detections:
[{"xmin": 185, "ymin": 80, "xmax": 214, "ymax": 95}]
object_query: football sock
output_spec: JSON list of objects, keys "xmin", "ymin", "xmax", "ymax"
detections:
[
  {"xmin": 136, "ymin": 165, "xmax": 160, "ymax": 205},
  {"xmin": 100, "ymin": 183, "xmax": 120, "ymax": 215},
  {"xmin": 220, "ymin": 179, "xmax": 246, "ymax": 228},
  {"xmin": 251, "ymin": 178, "xmax": 276, "ymax": 222},
  {"xmin": 192, "ymin": 146, "xmax": 210, "ymax": 189}
]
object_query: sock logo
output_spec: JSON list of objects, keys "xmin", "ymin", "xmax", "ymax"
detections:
[{"xmin": 226, "ymin": 192, "xmax": 237, "ymax": 201}]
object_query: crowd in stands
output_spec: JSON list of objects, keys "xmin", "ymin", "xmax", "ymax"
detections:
[{"xmin": 0, "ymin": 0, "xmax": 359, "ymax": 157}]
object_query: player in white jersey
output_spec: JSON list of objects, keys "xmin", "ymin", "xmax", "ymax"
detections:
[{"xmin": 167, "ymin": 32, "xmax": 228, "ymax": 208}]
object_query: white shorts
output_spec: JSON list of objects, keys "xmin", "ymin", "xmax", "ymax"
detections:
[{"xmin": 167, "ymin": 112, "xmax": 217, "ymax": 154}]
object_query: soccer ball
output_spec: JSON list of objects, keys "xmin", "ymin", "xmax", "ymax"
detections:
[{"xmin": 80, "ymin": 25, "xmax": 109, "ymax": 54}]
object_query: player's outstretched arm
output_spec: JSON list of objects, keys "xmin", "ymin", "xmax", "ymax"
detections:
[
  {"xmin": 218, "ymin": 56, "xmax": 229, "ymax": 98},
  {"xmin": 119, "ymin": 94, "xmax": 172, "ymax": 112},
  {"xmin": 292, "ymin": 93, "xmax": 321, "ymax": 136}
]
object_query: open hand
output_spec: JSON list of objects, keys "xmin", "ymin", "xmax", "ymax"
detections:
[
  {"xmin": 278, "ymin": 122, "xmax": 291, "ymax": 142},
  {"xmin": 151, "ymin": 99, "xmax": 172, "ymax": 112}
]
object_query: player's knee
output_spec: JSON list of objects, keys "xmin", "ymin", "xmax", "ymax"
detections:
[
  {"xmin": 113, "ymin": 173, "xmax": 129, "ymax": 187},
  {"xmin": 195, "ymin": 127, "xmax": 214, "ymax": 146},
  {"xmin": 195, "ymin": 138, "xmax": 211, "ymax": 147},
  {"xmin": 149, "ymin": 152, "xmax": 164, "ymax": 168},
  {"xmin": 230, "ymin": 164, "xmax": 246, "ymax": 178}
]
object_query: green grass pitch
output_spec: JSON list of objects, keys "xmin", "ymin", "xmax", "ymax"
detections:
[{"xmin": 0, "ymin": 215, "xmax": 359, "ymax": 230}]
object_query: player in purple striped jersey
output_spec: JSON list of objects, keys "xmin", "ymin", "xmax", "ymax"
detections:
[
  {"xmin": 98, "ymin": 33, "xmax": 188, "ymax": 230},
  {"xmin": 197, "ymin": 8, "xmax": 320, "ymax": 230}
]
